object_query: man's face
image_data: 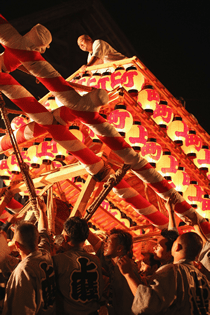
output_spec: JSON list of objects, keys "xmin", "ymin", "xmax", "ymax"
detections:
[
  {"xmin": 78, "ymin": 38, "xmax": 92, "ymax": 52},
  {"xmin": 153, "ymin": 237, "xmax": 171, "ymax": 262},
  {"xmin": 103, "ymin": 234, "xmax": 120, "ymax": 258}
]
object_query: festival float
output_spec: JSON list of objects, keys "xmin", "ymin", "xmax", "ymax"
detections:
[{"xmin": 1, "ymin": 14, "xmax": 210, "ymax": 259}]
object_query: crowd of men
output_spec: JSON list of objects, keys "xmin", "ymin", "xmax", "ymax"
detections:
[{"xmin": 0, "ymin": 190, "xmax": 210, "ymax": 315}]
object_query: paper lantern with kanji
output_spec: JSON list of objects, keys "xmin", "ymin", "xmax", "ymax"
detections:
[
  {"xmin": 27, "ymin": 142, "xmax": 42, "ymax": 168},
  {"xmin": 77, "ymin": 72, "xmax": 91, "ymax": 86},
  {"xmin": 125, "ymin": 121, "xmax": 148, "ymax": 151},
  {"xmin": 44, "ymin": 96, "xmax": 61, "ymax": 111},
  {"xmin": 156, "ymin": 150, "xmax": 179, "ymax": 178},
  {"xmin": 183, "ymin": 181, "xmax": 204, "ymax": 210},
  {"xmin": 51, "ymin": 140, "xmax": 68, "ymax": 161},
  {"xmin": 194, "ymin": 145, "xmax": 210, "ymax": 172},
  {"xmin": 37, "ymin": 138, "xmax": 56, "ymax": 165},
  {"xmin": 21, "ymin": 148, "xmax": 31, "ymax": 166},
  {"xmin": 11, "ymin": 115, "xmax": 28, "ymax": 130},
  {"xmin": 98, "ymin": 71, "xmax": 112, "ymax": 91},
  {"xmin": 152, "ymin": 100, "xmax": 174, "ymax": 128},
  {"xmin": 182, "ymin": 130, "xmax": 202, "ymax": 159},
  {"xmin": 141, "ymin": 138, "xmax": 163, "ymax": 167},
  {"xmin": 110, "ymin": 66, "xmax": 126, "ymax": 90},
  {"xmin": 87, "ymin": 73, "xmax": 101, "ymax": 89},
  {"xmin": 201, "ymin": 195, "xmax": 210, "ymax": 219},
  {"xmin": 7, "ymin": 154, "xmax": 20, "ymax": 174},
  {"xmin": 108, "ymin": 105, "xmax": 133, "ymax": 136},
  {"xmin": 137, "ymin": 85, "xmax": 160, "ymax": 114},
  {"xmin": 167, "ymin": 116, "xmax": 189, "ymax": 146},
  {"xmin": 122, "ymin": 66, "xmax": 145, "ymax": 92},
  {"xmin": 171, "ymin": 166, "xmax": 190, "ymax": 194},
  {"xmin": 0, "ymin": 159, "xmax": 10, "ymax": 180}
]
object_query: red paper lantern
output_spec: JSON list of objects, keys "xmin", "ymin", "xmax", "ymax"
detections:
[
  {"xmin": 122, "ymin": 66, "xmax": 145, "ymax": 92},
  {"xmin": 77, "ymin": 72, "xmax": 91, "ymax": 86},
  {"xmin": 141, "ymin": 138, "xmax": 163, "ymax": 167},
  {"xmin": 125, "ymin": 121, "xmax": 148, "ymax": 151},
  {"xmin": 152, "ymin": 100, "xmax": 174, "ymax": 128},
  {"xmin": 167, "ymin": 116, "xmax": 189, "ymax": 146},
  {"xmin": 108, "ymin": 104, "xmax": 133, "ymax": 136},
  {"xmin": 182, "ymin": 130, "xmax": 202, "ymax": 159},
  {"xmin": 137, "ymin": 85, "xmax": 160, "ymax": 114},
  {"xmin": 156, "ymin": 150, "xmax": 179, "ymax": 178}
]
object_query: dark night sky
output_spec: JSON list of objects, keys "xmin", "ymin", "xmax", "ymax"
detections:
[
  {"xmin": 1, "ymin": 0, "xmax": 210, "ymax": 134},
  {"xmin": 102, "ymin": 1, "xmax": 210, "ymax": 134}
]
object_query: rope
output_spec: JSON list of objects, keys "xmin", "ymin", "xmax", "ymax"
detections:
[
  {"xmin": 84, "ymin": 163, "xmax": 131, "ymax": 221},
  {"xmin": 0, "ymin": 92, "xmax": 39, "ymax": 219}
]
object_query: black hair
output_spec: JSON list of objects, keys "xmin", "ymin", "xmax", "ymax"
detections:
[
  {"xmin": 63, "ymin": 216, "xmax": 89, "ymax": 245},
  {"xmin": 110, "ymin": 228, "xmax": 133, "ymax": 257},
  {"xmin": 161, "ymin": 229, "xmax": 179, "ymax": 252},
  {"xmin": 15, "ymin": 222, "xmax": 39, "ymax": 252},
  {"xmin": 180, "ymin": 232, "xmax": 203, "ymax": 260}
]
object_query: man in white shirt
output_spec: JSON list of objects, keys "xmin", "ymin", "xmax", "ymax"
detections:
[{"xmin": 77, "ymin": 34, "xmax": 127, "ymax": 73}]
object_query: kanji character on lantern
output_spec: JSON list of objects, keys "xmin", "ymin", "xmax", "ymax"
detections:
[
  {"xmin": 98, "ymin": 71, "xmax": 112, "ymax": 91},
  {"xmin": 125, "ymin": 121, "xmax": 148, "ymax": 152},
  {"xmin": 7, "ymin": 154, "xmax": 20, "ymax": 174},
  {"xmin": 141, "ymin": 138, "xmax": 163, "ymax": 167},
  {"xmin": 137, "ymin": 85, "xmax": 160, "ymax": 114},
  {"xmin": 11, "ymin": 115, "xmax": 28, "ymax": 130},
  {"xmin": 87, "ymin": 72, "xmax": 101, "ymax": 89},
  {"xmin": 44, "ymin": 96, "xmax": 60, "ymax": 112},
  {"xmin": 182, "ymin": 130, "xmax": 202, "ymax": 159},
  {"xmin": 27, "ymin": 142, "xmax": 42, "ymax": 168},
  {"xmin": 108, "ymin": 104, "xmax": 133, "ymax": 136},
  {"xmin": 194, "ymin": 145, "xmax": 210, "ymax": 172},
  {"xmin": 167, "ymin": 116, "xmax": 189, "ymax": 146},
  {"xmin": 121, "ymin": 66, "xmax": 145, "ymax": 92},
  {"xmin": 37, "ymin": 138, "xmax": 56, "ymax": 165},
  {"xmin": 170, "ymin": 166, "xmax": 190, "ymax": 194},
  {"xmin": 0, "ymin": 158, "xmax": 10, "ymax": 180},
  {"xmin": 152, "ymin": 100, "xmax": 174, "ymax": 128},
  {"xmin": 110, "ymin": 66, "xmax": 125, "ymax": 90},
  {"xmin": 156, "ymin": 150, "xmax": 179, "ymax": 178},
  {"xmin": 183, "ymin": 180, "xmax": 204, "ymax": 210}
]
